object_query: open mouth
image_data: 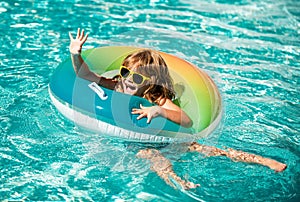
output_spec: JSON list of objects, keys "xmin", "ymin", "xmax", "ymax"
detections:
[{"xmin": 123, "ymin": 80, "xmax": 137, "ymax": 94}]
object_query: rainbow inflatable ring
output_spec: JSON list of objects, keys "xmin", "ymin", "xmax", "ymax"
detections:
[{"xmin": 49, "ymin": 46, "xmax": 222, "ymax": 143}]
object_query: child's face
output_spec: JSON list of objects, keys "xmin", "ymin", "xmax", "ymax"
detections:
[
  {"xmin": 121, "ymin": 76, "xmax": 140, "ymax": 95},
  {"xmin": 119, "ymin": 66, "xmax": 150, "ymax": 95}
]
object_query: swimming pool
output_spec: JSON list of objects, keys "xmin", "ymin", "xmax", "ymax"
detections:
[{"xmin": 0, "ymin": 0, "xmax": 299, "ymax": 201}]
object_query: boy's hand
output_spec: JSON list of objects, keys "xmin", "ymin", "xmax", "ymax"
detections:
[
  {"xmin": 69, "ymin": 28, "xmax": 88, "ymax": 55},
  {"xmin": 132, "ymin": 104, "xmax": 164, "ymax": 123}
]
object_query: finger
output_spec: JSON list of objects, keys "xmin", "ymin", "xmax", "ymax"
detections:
[
  {"xmin": 132, "ymin": 108, "xmax": 142, "ymax": 112},
  {"xmin": 131, "ymin": 110, "xmax": 141, "ymax": 114},
  {"xmin": 80, "ymin": 29, "xmax": 84, "ymax": 40},
  {"xmin": 82, "ymin": 32, "xmax": 88, "ymax": 43},
  {"xmin": 69, "ymin": 32, "xmax": 74, "ymax": 40},
  {"xmin": 147, "ymin": 114, "xmax": 152, "ymax": 123},
  {"xmin": 140, "ymin": 104, "xmax": 146, "ymax": 109},
  {"xmin": 76, "ymin": 28, "xmax": 80, "ymax": 39},
  {"xmin": 133, "ymin": 104, "xmax": 143, "ymax": 110},
  {"xmin": 137, "ymin": 113, "xmax": 146, "ymax": 120}
]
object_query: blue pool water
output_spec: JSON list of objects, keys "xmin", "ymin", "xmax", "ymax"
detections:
[{"xmin": 1, "ymin": 0, "xmax": 299, "ymax": 201}]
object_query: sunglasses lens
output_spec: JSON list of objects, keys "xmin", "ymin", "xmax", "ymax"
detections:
[
  {"xmin": 120, "ymin": 66, "xmax": 148, "ymax": 85},
  {"xmin": 132, "ymin": 74, "xmax": 143, "ymax": 85},
  {"xmin": 120, "ymin": 67, "xmax": 130, "ymax": 78}
]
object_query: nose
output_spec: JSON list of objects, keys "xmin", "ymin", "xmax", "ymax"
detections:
[{"xmin": 125, "ymin": 74, "xmax": 134, "ymax": 83}]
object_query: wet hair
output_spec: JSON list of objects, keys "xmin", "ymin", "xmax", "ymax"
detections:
[{"xmin": 119, "ymin": 49, "xmax": 175, "ymax": 104}]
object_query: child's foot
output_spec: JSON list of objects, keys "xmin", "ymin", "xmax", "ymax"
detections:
[{"xmin": 264, "ymin": 159, "xmax": 287, "ymax": 172}]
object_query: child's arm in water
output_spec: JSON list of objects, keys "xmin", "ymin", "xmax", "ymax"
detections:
[
  {"xmin": 69, "ymin": 28, "xmax": 116, "ymax": 90},
  {"xmin": 132, "ymin": 98, "xmax": 193, "ymax": 128}
]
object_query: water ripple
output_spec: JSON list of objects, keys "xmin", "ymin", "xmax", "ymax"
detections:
[{"xmin": 0, "ymin": 0, "xmax": 299, "ymax": 201}]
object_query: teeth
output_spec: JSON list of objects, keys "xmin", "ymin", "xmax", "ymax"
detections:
[
  {"xmin": 128, "ymin": 85, "xmax": 136, "ymax": 90},
  {"xmin": 125, "ymin": 82, "xmax": 136, "ymax": 91}
]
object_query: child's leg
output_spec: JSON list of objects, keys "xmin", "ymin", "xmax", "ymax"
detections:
[
  {"xmin": 188, "ymin": 142, "xmax": 287, "ymax": 172},
  {"xmin": 136, "ymin": 148, "xmax": 200, "ymax": 189}
]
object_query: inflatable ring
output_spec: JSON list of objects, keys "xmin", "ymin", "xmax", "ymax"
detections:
[{"xmin": 49, "ymin": 46, "xmax": 222, "ymax": 143}]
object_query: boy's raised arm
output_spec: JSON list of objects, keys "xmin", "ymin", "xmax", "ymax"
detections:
[{"xmin": 69, "ymin": 28, "xmax": 116, "ymax": 89}]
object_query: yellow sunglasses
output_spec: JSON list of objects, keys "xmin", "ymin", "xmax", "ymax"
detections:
[{"xmin": 119, "ymin": 66, "xmax": 150, "ymax": 85}]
